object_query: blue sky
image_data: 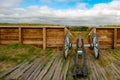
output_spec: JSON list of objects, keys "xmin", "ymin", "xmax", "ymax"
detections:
[
  {"xmin": 21, "ymin": 0, "xmax": 112, "ymax": 9},
  {"xmin": 0, "ymin": 0, "xmax": 119, "ymax": 26}
]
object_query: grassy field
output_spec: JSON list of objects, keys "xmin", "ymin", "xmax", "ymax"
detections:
[
  {"xmin": 0, "ymin": 23, "xmax": 60, "ymax": 26},
  {"xmin": 68, "ymin": 27, "xmax": 92, "ymax": 39}
]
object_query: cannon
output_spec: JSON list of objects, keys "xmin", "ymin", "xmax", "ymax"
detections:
[{"xmin": 64, "ymin": 32, "xmax": 99, "ymax": 78}]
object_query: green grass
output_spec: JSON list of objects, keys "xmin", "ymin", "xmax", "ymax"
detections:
[
  {"xmin": 0, "ymin": 55, "xmax": 11, "ymax": 62},
  {"xmin": 0, "ymin": 44, "xmax": 53, "ymax": 73},
  {"xmin": 62, "ymin": 59, "xmax": 67, "ymax": 70},
  {"xmin": 45, "ymin": 48, "xmax": 52, "ymax": 56},
  {"xmin": 0, "ymin": 23, "xmax": 60, "ymax": 26},
  {"xmin": 106, "ymin": 48, "xmax": 113, "ymax": 53},
  {"xmin": 105, "ymin": 47, "xmax": 120, "ymax": 61},
  {"xmin": 70, "ymin": 30, "xmax": 91, "ymax": 39},
  {"xmin": 99, "ymin": 60, "xmax": 106, "ymax": 67}
]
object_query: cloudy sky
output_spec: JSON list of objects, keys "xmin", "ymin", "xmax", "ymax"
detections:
[{"xmin": 0, "ymin": 0, "xmax": 120, "ymax": 26}]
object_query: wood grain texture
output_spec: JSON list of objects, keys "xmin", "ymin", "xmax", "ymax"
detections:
[
  {"xmin": 46, "ymin": 28, "xmax": 64, "ymax": 47},
  {"xmin": 96, "ymin": 28, "xmax": 114, "ymax": 48},
  {"xmin": 113, "ymin": 28, "xmax": 117, "ymax": 48},
  {"xmin": 43, "ymin": 28, "xmax": 46, "ymax": 50},
  {"xmin": 0, "ymin": 27, "xmax": 65, "ymax": 48}
]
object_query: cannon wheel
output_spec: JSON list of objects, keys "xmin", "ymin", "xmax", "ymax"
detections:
[
  {"xmin": 92, "ymin": 33, "xmax": 99, "ymax": 59},
  {"xmin": 64, "ymin": 33, "xmax": 72, "ymax": 59},
  {"xmin": 73, "ymin": 37, "xmax": 87, "ymax": 78}
]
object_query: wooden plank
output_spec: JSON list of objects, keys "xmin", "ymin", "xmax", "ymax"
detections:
[
  {"xmin": 23, "ymin": 36, "xmax": 43, "ymax": 39},
  {"xmin": 46, "ymin": 28, "xmax": 64, "ymax": 48},
  {"xmin": 88, "ymin": 58, "xmax": 96, "ymax": 80},
  {"xmin": 47, "ymin": 38, "xmax": 63, "ymax": 40},
  {"xmin": 94, "ymin": 60, "xmax": 107, "ymax": 80},
  {"xmin": 22, "ymin": 29, "xmax": 43, "ymax": 41},
  {"xmin": 93, "ymin": 60, "xmax": 104, "ymax": 80},
  {"xmin": 47, "ymin": 44, "xmax": 63, "ymax": 47},
  {"xmin": 19, "ymin": 27, "xmax": 22, "ymax": 44},
  {"xmin": 22, "ymin": 28, "xmax": 43, "ymax": 33},
  {"xmin": 23, "ymin": 38, "xmax": 43, "ymax": 41},
  {"xmin": 99, "ymin": 40, "xmax": 113, "ymax": 42},
  {"xmin": 36, "ymin": 51, "xmax": 59, "ymax": 80},
  {"xmin": 0, "ymin": 40, "xmax": 19, "ymax": 44},
  {"xmin": 47, "ymin": 28, "xmax": 64, "ymax": 32},
  {"xmin": 42, "ymin": 57, "xmax": 59, "ymax": 80},
  {"xmin": 23, "ymin": 33, "xmax": 43, "ymax": 36},
  {"xmin": 113, "ymin": 28, "xmax": 117, "ymax": 49},
  {"xmin": 0, "ymin": 62, "xmax": 25, "ymax": 78},
  {"xmin": 43, "ymin": 28, "xmax": 46, "ymax": 50},
  {"xmin": 99, "ymin": 41, "xmax": 113, "ymax": 45},
  {"xmin": 111, "ymin": 63, "xmax": 120, "ymax": 76},
  {"xmin": 63, "ymin": 60, "xmax": 70, "ymax": 80},
  {"xmin": 26, "ymin": 64, "xmax": 42, "ymax": 80},
  {"xmin": 6, "ymin": 62, "xmax": 29, "ymax": 79},
  {"xmin": 23, "ymin": 41, "xmax": 43, "ymax": 45},
  {"xmin": 1, "ymin": 35, "xmax": 19, "ymax": 40},
  {"xmin": 117, "ymin": 40, "xmax": 120, "ymax": 44},
  {"xmin": 100, "ymin": 67, "xmax": 108, "ymax": 80},
  {"xmin": 46, "ymin": 36, "xmax": 64, "ymax": 39},
  {"xmin": 0, "ymin": 28, "xmax": 18, "ymax": 33},
  {"xmin": 35, "ymin": 57, "xmax": 55, "ymax": 80},
  {"xmin": 46, "ymin": 33, "xmax": 64, "ymax": 36},
  {"xmin": 94, "ymin": 28, "xmax": 114, "ymax": 49},
  {"xmin": 52, "ymin": 58, "xmax": 62, "ymax": 80},
  {"xmin": 11, "ymin": 63, "xmax": 33, "ymax": 79},
  {"xmin": 26, "ymin": 55, "xmax": 51, "ymax": 80},
  {"xmin": 87, "ymin": 57, "xmax": 93, "ymax": 80},
  {"xmin": 47, "ymin": 41, "xmax": 64, "ymax": 44},
  {"xmin": 20, "ymin": 59, "xmax": 41, "ymax": 80},
  {"xmin": 99, "ymin": 45, "xmax": 112, "ymax": 49},
  {"xmin": 67, "ymin": 56, "xmax": 74, "ymax": 80}
]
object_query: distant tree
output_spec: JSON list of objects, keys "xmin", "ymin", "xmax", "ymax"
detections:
[{"xmin": 80, "ymin": 26, "xmax": 88, "ymax": 31}]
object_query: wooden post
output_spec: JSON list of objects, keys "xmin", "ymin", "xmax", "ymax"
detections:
[
  {"xmin": 93, "ymin": 27, "xmax": 96, "ymax": 33},
  {"xmin": 43, "ymin": 28, "xmax": 46, "ymax": 50},
  {"xmin": 19, "ymin": 27, "xmax": 22, "ymax": 44},
  {"xmin": 113, "ymin": 28, "xmax": 117, "ymax": 49},
  {"xmin": 64, "ymin": 27, "xmax": 67, "ymax": 35}
]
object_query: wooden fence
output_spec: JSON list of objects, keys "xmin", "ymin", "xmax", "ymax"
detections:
[
  {"xmin": 1, "ymin": 26, "xmax": 119, "ymax": 49},
  {"xmin": 95, "ymin": 27, "xmax": 120, "ymax": 49},
  {"xmin": 0, "ymin": 26, "xmax": 66, "ymax": 49}
]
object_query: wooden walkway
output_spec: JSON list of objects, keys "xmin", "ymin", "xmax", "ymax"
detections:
[{"xmin": 0, "ymin": 49, "xmax": 120, "ymax": 80}]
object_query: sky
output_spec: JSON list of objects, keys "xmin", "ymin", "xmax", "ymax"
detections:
[{"xmin": 0, "ymin": 0, "xmax": 120, "ymax": 26}]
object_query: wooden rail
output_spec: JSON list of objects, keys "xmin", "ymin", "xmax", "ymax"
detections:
[
  {"xmin": 0, "ymin": 26, "xmax": 66, "ymax": 49},
  {"xmin": 95, "ymin": 27, "xmax": 120, "ymax": 49}
]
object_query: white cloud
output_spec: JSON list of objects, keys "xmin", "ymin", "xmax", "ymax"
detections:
[
  {"xmin": 93, "ymin": 0, "xmax": 120, "ymax": 10},
  {"xmin": 0, "ymin": 0, "xmax": 120, "ymax": 26},
  {"xmin": 0, "ymin": 0, "xmax": 22, "ymax": 8}
]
